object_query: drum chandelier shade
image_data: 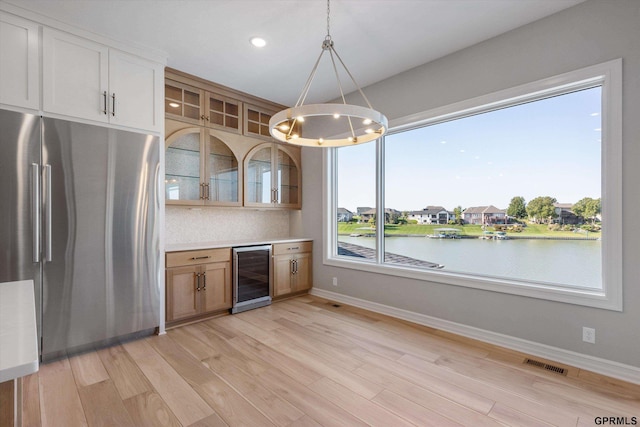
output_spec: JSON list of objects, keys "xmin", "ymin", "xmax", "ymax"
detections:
[{"xmin": 268, "ymin": 0, "xmax": 388, "ymax": 147}]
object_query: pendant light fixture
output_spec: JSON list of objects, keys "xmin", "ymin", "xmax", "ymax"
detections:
[{"xmin": 269, "ymin": 0, "xmax": 388, "ymax": 147}]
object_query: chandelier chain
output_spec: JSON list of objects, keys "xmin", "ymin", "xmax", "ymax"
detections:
[{"xmin": 326, "ymin": 0, "xmax": 331, "ymax": 37}]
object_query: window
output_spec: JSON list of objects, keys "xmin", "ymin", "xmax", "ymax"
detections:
[
  {"xmin": 326, "ymin": 59, "xmax": 622, "ymax": 310},
  {"xmin": 335, "ymin": 141, "xmax": 377, "ymax": 260}
]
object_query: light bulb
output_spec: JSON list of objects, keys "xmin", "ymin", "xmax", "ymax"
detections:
[
  {"xmin": 168, "ymin": 102, "xmax": 180, "ymax": 108},
  {"xmin": 278, "ymin": 124, "xmax": 290, "ymax": 131},
  {"xmin": 250, "ymin": 37, "xmax": 266, "ymax": 48},
  {"xmin": 362, "ymin": 118, "xmax": 372, "ymax": 125},
  {"xmin": 296, "ymin": 116, "xmax": 305, "ymax": 122},
  {"xmin": 333, "ymin": 113, "xmax": 340, "ymax": 119}
]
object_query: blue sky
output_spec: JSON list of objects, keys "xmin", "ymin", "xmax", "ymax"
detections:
[{"xmin": 338, "ymin": 87, "xmax": 602, "ymax": 212}]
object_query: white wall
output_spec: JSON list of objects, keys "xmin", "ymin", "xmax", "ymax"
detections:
[{"xmin": 302, "ymin": 0, "xmax": 640, "ymax": 368}]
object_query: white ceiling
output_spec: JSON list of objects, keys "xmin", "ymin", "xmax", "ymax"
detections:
[{"xmin": 7, "ymin": 0, "xmax": 585, "ymax": 106}]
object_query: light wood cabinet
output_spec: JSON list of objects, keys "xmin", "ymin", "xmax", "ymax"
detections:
[
  {"xmin": 0, "ymin": 12, "xmax": 39, "ymax": 110},
  {"xmin": 165, "ymin": 68, "xmax": 303, "ymax": 210},
  {"xmin": 166, "ymin": 248, "xmax": 232, "ymax": 324},
  {"xmin": 43, "ymin": 28, "xmax": 162, "ymax": 132},
  {"xmin": 244, "ymin": 142, "xmax": 301, "ymax": 208},
  {"xmin": 272, "ymin": 241, "xmax": 312, "ymax": 298},
  {"xmin": 165, "ymin": 80, "xmax": 202, "ymax": 125},
  {"xmin": 165, "ymin": 79, "xmax": 242, "ymax": 134},
  {"xmin": 165, "ymin": 126, "xmax": 242, "ymax": 206},
  {"xmin": 244, "ymin": 104, "xmax": 273, "ymax": 139}
]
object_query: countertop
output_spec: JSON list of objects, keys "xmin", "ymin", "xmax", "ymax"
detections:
[
  {"xmin": 0, "ymin": 280, "xmax": 39, "ymax": 383},
  {"xmin": 165, "ymin": 237, "xmax": 313, "ymax": 252}
]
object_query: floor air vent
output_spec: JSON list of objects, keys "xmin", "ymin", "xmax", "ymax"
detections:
[{"xmin": 524, "ymin": 358, "xmax": 567, "ymax": 376}]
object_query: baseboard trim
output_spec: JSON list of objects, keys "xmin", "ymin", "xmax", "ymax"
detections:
[{"xmin": 310, "ymin": 288, "xmax": 640, "ymax": 385}]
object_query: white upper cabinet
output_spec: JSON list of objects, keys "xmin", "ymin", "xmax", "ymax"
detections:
[
  {"xmin": 0, "ymin": 12, "xmax": 39, "ymax": 109},
  {"xmin": 43, "ymin": 28, "xmax": 163, "ymax": 132},
  {"xmin": 108, "ymin": 50, "xmax": 163, "ymax": 132},
  {"xmin": 43, "ymin": 28, "xmax": 109, "ymax": 123}
]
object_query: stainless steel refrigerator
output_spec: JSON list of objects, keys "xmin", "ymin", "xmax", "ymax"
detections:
[{"xmin": 0, "ymin": 108, "xmax": 160, "ymax": 361}]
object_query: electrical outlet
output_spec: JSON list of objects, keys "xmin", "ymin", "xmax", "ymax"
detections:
[
  {"xmin": 582, "ymin": 327, "xmax": 596, "ymax": 344},
  {"xmin": 332, "ymin": 277, "xmax": 338, "ymax": 286}
]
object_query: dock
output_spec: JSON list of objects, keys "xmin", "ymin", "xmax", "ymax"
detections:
[{"xmin": 337, "ymin": 242, "xmax": 443, "ymax": 269}]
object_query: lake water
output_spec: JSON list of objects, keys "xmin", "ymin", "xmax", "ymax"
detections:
[{"xmin": 338, "ymin": 235, "xmax": 602, "ymax": 289}]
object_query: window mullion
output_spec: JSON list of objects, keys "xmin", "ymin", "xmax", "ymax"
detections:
[
  {"xmin": 376, "ymin": 136, "xmax": 385, "ymax": 265},
  {"xmin": 327, "ymin": 147, "xmax": 337, "ymax": 259}
]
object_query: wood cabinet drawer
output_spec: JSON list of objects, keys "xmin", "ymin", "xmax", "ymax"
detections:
[
  {"xmin": 272, "ymin": 241, "xmax": 312, "ymax": 256},
  {"xmin": 166, "ymin": 248, "xmax": 231, "ymax": 267}
]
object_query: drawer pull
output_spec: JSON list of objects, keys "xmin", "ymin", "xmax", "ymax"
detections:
[
  {"xmin": 191, "ymin": 255, "xmax": 212, "ymax": 260},
  {"xmin": 288, "ymin": 246, "xmax": 299, "ymax": 250}
]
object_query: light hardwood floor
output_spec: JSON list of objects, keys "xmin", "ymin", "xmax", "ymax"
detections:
[{"xmin": 23, "ymin": 295, "xmax": 640, "ymax": 426}]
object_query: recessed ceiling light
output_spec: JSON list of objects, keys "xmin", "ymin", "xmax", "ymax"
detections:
[{"xmin": 250, "ymin": 37, "xmax": 266, "ymax": 48}]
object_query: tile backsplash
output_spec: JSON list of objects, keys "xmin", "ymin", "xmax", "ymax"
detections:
[{"xmin": 165, "ymin": 206, "xmax": 291, "ymax": 245}]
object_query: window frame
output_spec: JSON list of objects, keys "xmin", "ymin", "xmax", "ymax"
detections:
[{"xmin": 324, "ymin": 59, "xmax": 622, "ymax": 311}]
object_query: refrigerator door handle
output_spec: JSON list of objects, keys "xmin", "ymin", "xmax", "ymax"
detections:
[
  {"xmin": 45, "ymin": 164, "xmax": 52, "ymax": 262},
  {"xmin": 31, "ymin": 163, "xmax": 41, "ymax": 263}
]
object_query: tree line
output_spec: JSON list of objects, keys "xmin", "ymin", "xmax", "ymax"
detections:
[{"xmin": 506, "ymin": 196, "xmax": 601, "ymax": 224}]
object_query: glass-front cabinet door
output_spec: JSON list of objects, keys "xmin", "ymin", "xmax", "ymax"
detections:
[
  {"xmin": 206, "ymin": 93, "xmax": 241, "ymax": 134},
  {"xmin": 207, "ymin": 134, "xmax": 240, "ymax": 204},
  {"xmin": 244, "ymin": 143, "xmax": 301, "ymax": 208},
  {"xmin": 245, "ymin": 145, "xmax": 272, "ymax": 205},
  {"xmin": 166, "ymin": 128, "xmax": 241, "ymax": 206},
  {"xmin": 277, "ymin": 148, "xmax": 300, "ymax": 207},
  {"xmin": 165, "ymin": 130, "xmax": 202, "ymax": 203},
  {"xmin": 165, "ymin": 81, "xmax": 202, "ymax": 125}
]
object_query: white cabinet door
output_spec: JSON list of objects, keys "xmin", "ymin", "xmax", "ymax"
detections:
[
  {"xmin": 108, "ymin": 50, "xmax": 163, "ymax": 132},
  {"xmin": 0, "ymin": 12, "xmax": 39, "ymax": 109},
  {"xmin": 43, "ymin": 28, "xmax": 109, "ymax": 123}
]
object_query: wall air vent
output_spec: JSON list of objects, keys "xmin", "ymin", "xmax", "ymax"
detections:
[{"xmin": 524, "ymin": 358, "xmax": 568, "ymax": 376}]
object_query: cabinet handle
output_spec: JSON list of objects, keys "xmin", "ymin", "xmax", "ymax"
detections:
[
  {"xmin": 103, "ymin": 91, "xmax": 108, "ymax": 115},
  {"xmin": 202, "ymin": 272, "xmax": 206, "ymax": 291},
  {"xmin": 274, "ymin": 188, "xmax": 279, "ymax": 203},
  {"xmin": 200, "ymin": 183, "xmax": 206, "ymax": 199},
  {"xmin": 290, "ymin": 259, "xmax": 294, "ymax": 274},
  {"xmin": 287, "ymin": 246, "xmax": 299, "ymax": 251},
  {"xmin": 206, "ymin": 183, "xmax": 210, "ymax": 200},
  {"xmin": 195, "ymin": 272, "xmax": 201, "ymax": 291},
  {"xmin": 200, "ymin": 115, "xmax": 210, "ymax": 121},
  {"xmin": 111, "ymin": 93, "xmax": 116, "ymax": 117},
  {"xmin": 191, "ymin": 255, "xmax": 212, "ymax": 260},
  {"xmin": 294, "ymin": 259, "xmax": 298, "ymax": 274}
]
